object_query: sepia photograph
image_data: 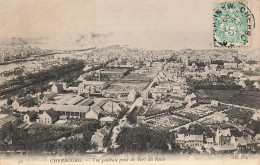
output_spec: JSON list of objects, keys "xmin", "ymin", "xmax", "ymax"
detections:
[{"xmin": 0, "ymin": 0, "xmax": 259, "ymax": 164}]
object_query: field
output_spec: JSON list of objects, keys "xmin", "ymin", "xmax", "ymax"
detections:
[
  {"xmin": 200, "ymin": 89, "xmax": 260, "ymax": 109},
  {"xmin": 224, "ymin": 108, "xmax": 253, "ymax": 125},
  {"xmin": 146, "ymin": 115, "xmax": 189, "ymax": 130},
  {"xmin": 200, "ymin": 89, "xmax": 240, "ymax": 102},
  {"xmin": 144, "ymin": 102, "xmax": 172, "ymax": 116},
  {"xmin": 173, "ymin": 105, "xmax": 216, "ymax": 121},
  {"xmin": 228, "ymin": 90, "xmax": 260, "ymax": 109}
]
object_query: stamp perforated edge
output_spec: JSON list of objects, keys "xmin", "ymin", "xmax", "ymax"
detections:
[{"xmin": 213, "ymin": 0, "xmax": 255, "ymax": 48}]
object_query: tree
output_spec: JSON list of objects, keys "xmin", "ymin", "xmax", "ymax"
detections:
[
  {"xmin": 91, "ymin": 142, "xmax": 98, "ymax": 152},
  {"xmin": 149, "ymin": 131, "xmax": 169, "ymax": 152},
  {"xmin": 210, "ymin": 147, "xmax": 215, "ymax": 154},
  {"xmin": 128, "ymin": 115, "xmax": 137, "ymax": 124},
  {"xmin": 7, "ymin": 98, "xmax": 13, "ymax": 105},
  {"xmin": 116, "ymin": 127, "xmax": 169, "ymax": 153},
  {"xmin": 171, "ymin": 143, "xmax": 181, "ymax": 153},
  {"xmin": 201, "ymin": 146, "xmax": 206, "ymax": 153},
  {"xmin": 30, "ymin": 88, "xmax": 37, "ymax": 95},
  {"xmin": 189, "ymin": 124, "xmax": 204, "ymax": 135},
  {"xmin": 183, "ymin": 146, "xmax": 198, "ymax": 154},
  {"xmin": 179, "ymin": 127, "xmax": 189, "ymax": 135},
  {"xmin": 247, "ymin": 120, "xmax": 260, "ymax": 135},
  {"xmin": 188, "ymin": 124, "xmax": 214, "ymax": 137}
]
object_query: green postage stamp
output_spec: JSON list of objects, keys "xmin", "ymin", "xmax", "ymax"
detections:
[{"xmin": 213, "ymin": 2, "xmax": 255, "ymax": 47}]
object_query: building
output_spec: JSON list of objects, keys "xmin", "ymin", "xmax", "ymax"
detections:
[
  {"xmin": 210, "ymin": 64, "xmax": 218, "ymax": 71},
  {"xmin": 238, "ymin": 80, "xmax": 247, "ymax": 88},
  {"xmin": 127, "ymin": 89, "xmax": 137, "ymax": 102},
  {"xmin": 224, "ymin": 63, "xmax": 237, "ymax": 69},
  {"xmin": 137, "ymin": 116, "xmax": 146, "ymax": 124},
  {"xmin": 0, "ymin": 114, "xmax": 19, "ymax": 139},
  {"xmin": 175, "ymin": 134, "xmax": 186, "ymax": 148},
  {"xmin": 38, "ymin": 108, "xmax": 59, "ymax": 125},
  {"xmin": 77, "ymin": 99, "xmax": 94, "ymax": 106},
  {"xmin": 175, "ymin": 133, "xmax": 203, "ymax": 148},
  {"xmin": 55, "ymin": 95, "xmax": 84, "ymax": 105},
  {"xmin": 153, "ymin": 85, "xmax": 169, "ymax": 95},
  {"xmin": 40, "ymin": 99, "xmax": 120, "ymax": 119},
  {"xmin": 135, "ymin": 97, "xmax": 144, "ymax": 107},
  {"xmin": 231, "ymin": 136, "xmax": 247, "ymax": 150},
  {"xmin": 185, "ymin": 93, "xmax": 197, "ymax": 103},
  {"xmin": 184, "ymin": 135, "xmax": 204, "ymax": 148},
  {"xmin": 206, "ymin": 137, "xmax": 215, "ymax": 146},
  {"xmin": 253, "ymin": 82, "xmax": 260, "ymax": 89},
  {"xmin": 100, "ymin": 116, "xmax": 115, "ymax": 124},
  {"xmin": 41, "ymin": 92, "xmax": 57, "ymax": 103},
  {"xmin": 78, "ymin": 81, "xmax": 108, "ymax": 95},
  {"xmin": 255, "ymin": 134, "xmax": 260, "ymax": 145},
  {"xmin": 12, "ymin": 96, "xmax": 35, "ymax": 110},
  {"xmin": 172, "ymin": 86, "xmax": 185, "ymax": 96},
  {"xmin": 97, "ymin": 69, "xmax": 129, "ymax": 81},
  {"xmin": 186, "ymin": 100, "xmax": 198, "ymax": 108},
  {"xmin": 141, "ymin": 90, "xmax": 151, "ymax": 100},
  {"xmin": 102, "ymin": 101, "xmax": 121, "ymax": 116},
  {"xmin": 215, "ymin": 128, "xmax": 232, "ymax": 146},
  {"xmin": 85, "ymin": 110, "xmax": 99, "ymax": 120},
  {"xmin": 252, "ymin": 112, "xmax": 260, "ymax": 121},
  {"xmin": 40, "ymin": 104, "xmax": 91, "ymax": 118},
  {"xmin": 91, "ymin": 125, "xmax": 110, "ymax": 151},
  {"xmin": 51, "ymin": 83, "xmax": 63, "ymax": 93},
  {"xmin": 211, "ymin": 100, "xmax": 220, "ymax": 107},
  {"xmin": 23, "ymin": 111, "xmax": 38, "ymax": 123}
]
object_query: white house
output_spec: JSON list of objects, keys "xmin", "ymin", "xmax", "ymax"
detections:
[
  {"xmin": 185, "ymin": 135, "xmax": 204, "ymax": 148},
  {"xmin": 253, "ymin": 82, "xmax": 260, "ymax": 89},
  {"xmin": 172, "ymin": 86, "xmax": 185, "ymax": 96},
  {"xmin": 12, "ymin": 96, "xmax": 34, "ymax": 110},
  {"xmin": 185, "ymin": 93, "xmax": 197, "ymax": 103},
  {"xmin": 51, "ymin": 83, "xmax": 63, "ymax": 93},
  {"xmin": 78, "ymin": 81, "xmax": 108, "ymax": 95},
  {"xmin": 91, "ymin": 126, "xmax": 110, "ymax": 151},
  {"xmin": 175, "ymin": 134, "xmax": 203, "ymax": 148},
  {"xmin": 23, "ymin": 111, "xmax": 38, "ymax": 123},
  {"xmin": 85, "ymin": 110, "xmax": 99, "ymax": 120},
  {"xmin": 100, "ymin": 116, "xmax": 115, "ymax": 124},
  {"xmin": 231, "ymin": 136, "xmax": 247, "ymax": 148},
  {"xmin": 215, "ymin": 128, "xmax": 232, "ymax": 146},
  {"xmin": 238, "ymin": 80, "xmax": 246, "ymax": 88},
  {"xmin": 206, "ymin": 137, "xmax": 215, "ymax": 146},
  {"xmin": 186, "ymin": 100, "xmax": 198, "ymax": 108},
  {"xmin": 255, "ymin": 134, "xmax": 260, "ymax": 145},
  {"xmin": 127, "ymin": 89, "xmax": 137, "ymax": 102},
  {"xmin": 175, "ymin": 134, "xmax": 185, "ymax": 148},
  {"xmin": 252, "ymin": 112, "xmax": 260, "ymax": 121},
  {"xmin": 102, "ymin": 101, "xmax": 121, "ymax": 116},
  {"xmin": 135, "ymin": 97, "xmax": 144, "ymax": 107},
  {"xmin": 38, "ymin": 109, "xmax": 59, "ymax": 125},
  {"xmin": 211, "ymin": 100, "xmax": 220, "ymax": 107}
]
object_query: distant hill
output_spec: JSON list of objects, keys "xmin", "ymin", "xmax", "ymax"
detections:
[{"xmin": 0, "ymin": 37, "xmax": 46, "ymax": 47}]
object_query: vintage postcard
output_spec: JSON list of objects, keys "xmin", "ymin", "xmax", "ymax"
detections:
[{"xmin": 0, "ymin": 0, "xmax": 259, "ymax": 165}]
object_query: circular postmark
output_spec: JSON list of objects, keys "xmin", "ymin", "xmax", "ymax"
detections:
[{"xmin": 213, "ymin": 2, "xmax": 255, "ymax": 47}]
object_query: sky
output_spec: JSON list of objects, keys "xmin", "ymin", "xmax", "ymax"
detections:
[{"xmin": 0, "ymin": 0, "xmax": 259, "ymax": 50}]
